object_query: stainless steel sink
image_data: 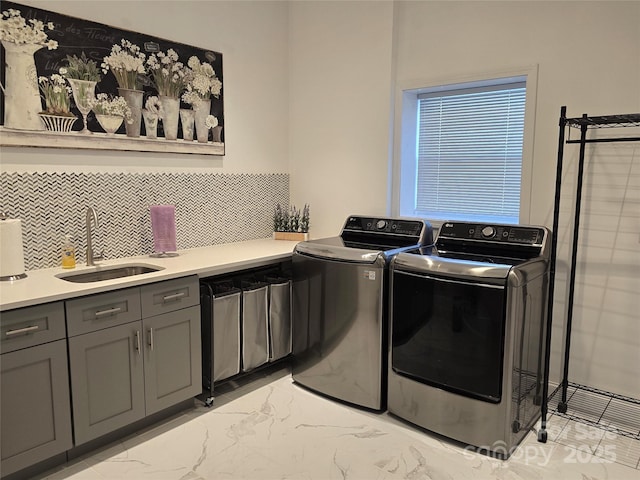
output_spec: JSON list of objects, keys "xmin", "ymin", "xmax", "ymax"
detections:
[{"xmin": 56, "ymin": 263, "xmax": 164, "ymax": 283}]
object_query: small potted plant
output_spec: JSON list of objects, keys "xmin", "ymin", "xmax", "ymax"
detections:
[
  {"xmin": 182, "ymin": 56, "xmax": 223, "ymax": 143},
  {"xmin": 273, "ymin": 203, "xmax": 310, "ymax": 241},
  {"xmin": 63, "ymin": 52, "xmax": 102, "ymax": 82},
  {"xmin": 101, "ymin": 38, "xmax": 146, "ymax": 137},
  {"xmin": 63, "ymin": 53, "xmax": 102, "ymax": 134},
  {"xmin": 89, "ymin": 93, "xmax": 132, "ymax": 135},
  {"xmin": 38, "ymin": 71, "xmax": 76, "ymax": 132}
]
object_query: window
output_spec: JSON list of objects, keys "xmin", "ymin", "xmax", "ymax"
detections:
[{"xmin": 395, "ymin": 73, "xmax": 535, "ymax": 226}]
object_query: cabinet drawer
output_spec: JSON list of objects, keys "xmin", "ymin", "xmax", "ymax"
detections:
[
  {"xmin": 1, "ymin": 302, "xmax": 66, "ymax": 353},
  {"xmin": 141, "ymin": 276, "xmax": 199, "ymax": 317},
  {"xmin": 66, "ymin": 288, "xmax": 141, "ymax": 337}
]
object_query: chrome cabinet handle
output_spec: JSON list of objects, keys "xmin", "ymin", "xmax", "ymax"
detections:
[
  {"xmin": 148, "ymin": 328, "xmax": 154, "ymax": 351},
  {"xmin": 162, "ymin": 292, "xmax": 185, "ymax": 303},
  {"xmin": 135, "ymin": 330, "xmax": 141, "ymax": 355},
  {"xmin": 94, "ymin": 307, "xmax": 122, "ymax": 318},
  {"xmin": 5, "ymin": 325, "xmax": 39, "ymax": 336}
]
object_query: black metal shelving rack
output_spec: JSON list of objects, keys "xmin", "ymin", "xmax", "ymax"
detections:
[{"xmin": 537, "ymin": 106, "xmax": 640, "ymax": 442}]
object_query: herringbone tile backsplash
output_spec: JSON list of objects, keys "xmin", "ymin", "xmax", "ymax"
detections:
[{"xmin": 0, "ymin": 172, "xmax": 289, "ymax": 271}]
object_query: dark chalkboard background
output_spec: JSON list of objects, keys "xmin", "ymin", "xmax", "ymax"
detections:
[{"xmin": 1, "ymin": 1, "xmax": 224, "ymax": 141}]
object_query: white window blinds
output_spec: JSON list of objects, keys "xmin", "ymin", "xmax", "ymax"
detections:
[{"xmin": 416, "ymin": 82, "xmax": 526, "ymax": 223}]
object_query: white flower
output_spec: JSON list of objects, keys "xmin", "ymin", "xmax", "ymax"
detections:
[
  {"xmin": 90, "ymin": 93, "xmax": 133, "ymax": 123},
  {"xmin": 0, "ymin": 9, "xmax": 57, "ymax": 47},
  {"xmin": 145, "ymin": 96, "xmax": 163, "ymax": 118},
  {"xmin": 181, "ymin": 56, "xmax": 222, "ymax": 104},
  {"xmin": 102, "ymin": 38, "xmax": 146, "ymax": 90},
  {"xmin": 38, "ymin": 73, "xmax": 72, "ymax": 115},
  {"xmin": 145, "ymin": 49, "xmax": 188, "ymax": 98},
  {"xmin": 202, "ymin": 63, "xmax": 214, "ymax": 77},
  {"xmin": 187, "ymin": 56, "xmax": 200, "ymax": 69},
  {"xmin": 205, "ymin": 115, "xmax": 218, "ymax": 129}
]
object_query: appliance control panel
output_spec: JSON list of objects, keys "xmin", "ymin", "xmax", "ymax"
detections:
[
  {"xmin": 438, "ymin": 222, "xmax": 545, "ymax": 246},
  {"xmin": 343, "ymin": 216, "xmax": 425, "ymax": 237}
]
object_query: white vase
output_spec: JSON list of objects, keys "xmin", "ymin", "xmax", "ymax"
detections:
[
  {"xmin": 212, "ymin": 125, "xmax": 223, "ymax": 143},
  {"xmin": 118, "ymin": 88, "xmax": 143, "ymax": 138},
  {"xmin": 95, "ymin": 114, "xmax": 124, "ymax": 135},
  {"xmin": 142, "ymin": 109, "xmax": 159, "ymax": 139},
  {"xmin": 193, "ymin": 99, "xmax": 212, "ymax": 143},
  {"xmin": 39, "ymin": 114, "xmax": 77, "ymax": 133},
  {"xmin": 159, "ymin": 95, "xmax": 180, "ymax": 140},
  {"xmin": 68, "ymin": 79, "xmax": 97, "ymax": 134},
  {"xmin": 179, "ymin": 109, "xmax": 195, "ymax": 141},
  {"xmin": 1, "ymin": 41, "xmax": 45, "ymax": 131}
]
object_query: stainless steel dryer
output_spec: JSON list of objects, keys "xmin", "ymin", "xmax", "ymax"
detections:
[
  {"xmin": 292, "ymin": 215, "xmax": 432, "ymax": 410},
  {"xmin": 388, "ymin": 221, "xmax": 550, "ymax": 457}
]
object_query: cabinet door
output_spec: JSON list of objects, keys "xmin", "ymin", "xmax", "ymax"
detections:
[
  {"xmin": 143, "ymin": 306, "xmax": 202, "ymax": 415},
  {"xmin": 68, "ymin": 322, "xmax": 145, "ymax": 445},
  {"xmin": 1, "ymin": 340, "xmax": 73, "ymax": 477}
]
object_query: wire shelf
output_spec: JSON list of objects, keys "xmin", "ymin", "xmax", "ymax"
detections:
[
  {"xmin": 548, "ymin": 382, "xmax": 640, "ymax": 440},
  {"xmin": 565, "ymin": 113, "xmax": 640, "ymax": 129}
]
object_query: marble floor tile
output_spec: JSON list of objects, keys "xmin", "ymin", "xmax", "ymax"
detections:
[
  {"xmin": 37, "ymin": 371, "xmax": 640, "ymax": 480},
  {"xmin": 541, "ymin": 413, "xmax": 570, "ymax": 442},
  {"xmin": 593, "ymin": 432, "xmax": 640, "ymax": 469},
  {"xmin": 555, "ymin": 419, "xmax": 607, "ymax": 455}
]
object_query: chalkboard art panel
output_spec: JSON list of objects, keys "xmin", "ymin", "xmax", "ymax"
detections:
[{"xmin": 0, "ymin": 1, "xmax": 224, "ymax": 156}]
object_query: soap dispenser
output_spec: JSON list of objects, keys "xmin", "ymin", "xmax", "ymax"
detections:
[{"xmin": 62, "ymin": 234, "xmax": 76, "ymax": 269}]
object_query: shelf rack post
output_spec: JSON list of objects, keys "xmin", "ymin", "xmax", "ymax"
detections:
[
  {"xmin": 537, "ymin": 105, "xmax": 567, "ymax": 442},
  {"xmin": 538, "ymin": 107, "xmax": 640, "ymax": 443},
  {"xmin": 558, "ymin": 115, "xmax": 589, "ymax": 413}
]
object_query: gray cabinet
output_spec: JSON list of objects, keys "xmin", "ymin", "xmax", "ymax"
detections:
[
  {"xmin": 1, "ymin": 301, "xmax": 66, "ymax": 353},
  {"xmin": 67, "ymin": 276, "xmax": 201, "ymax": 445},
  {"xmin": 68, "ymin": 322, "xmax": 146, "ymax": 445},
  {"xmin": 1, "ymin": 303, "xmax": 72, "ymax": 477},
  {"xmin": 140, "ymin": 276, "xmax": 200, "ymax": 318},
  {"xmin": 143, "ymin": 306, "xmax": 202, "ymax": 415},
  {"xmin": 65, "ymin": 288, "xmax": 141, "ymax": 337}
]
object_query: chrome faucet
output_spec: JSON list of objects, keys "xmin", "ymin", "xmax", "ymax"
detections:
[{"xmin": 85, "ymin": 207, "xmax": 103, "ymax": 266}]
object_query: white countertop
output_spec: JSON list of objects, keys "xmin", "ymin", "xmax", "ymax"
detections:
[{"xmin": 0, "ymin": 238, "xmax": 298, "ymax": 312}]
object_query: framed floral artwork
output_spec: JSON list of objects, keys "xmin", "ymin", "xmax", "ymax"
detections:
[{"xmin": 0, "ymin": 1, "xmax": 224, "ymax": 155}]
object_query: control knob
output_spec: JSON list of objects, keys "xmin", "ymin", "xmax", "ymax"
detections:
[
  {"xmin": 481, "ymin": 226, "xmax": 496, "ymax": 238},
  {"xmin": 376, "ymin": 220, "xmax": 387, "ymax": 230}
]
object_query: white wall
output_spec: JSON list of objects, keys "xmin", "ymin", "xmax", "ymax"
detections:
[
  {"xmin": 1, "ymin": 0, "xmax": 290, "ymax": 174},
  {"xmin": 392, "ymin": 0, "xmax": 639, "ymax": 228},
  {"xmin": 289, "ymin": 1, "xmax": 640, "ymax": 397},
  {"xmin": 555, "ymin": 142, "xmax": 640, "ymax": 398},
  {"xmin": 288, "ymin": 1, "xmax": 395, "ymax": 238}
]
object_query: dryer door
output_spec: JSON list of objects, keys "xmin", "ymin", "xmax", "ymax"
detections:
[{"xmin": 391, "ymin": 269, "xmax": 507, "ymax": 403}]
